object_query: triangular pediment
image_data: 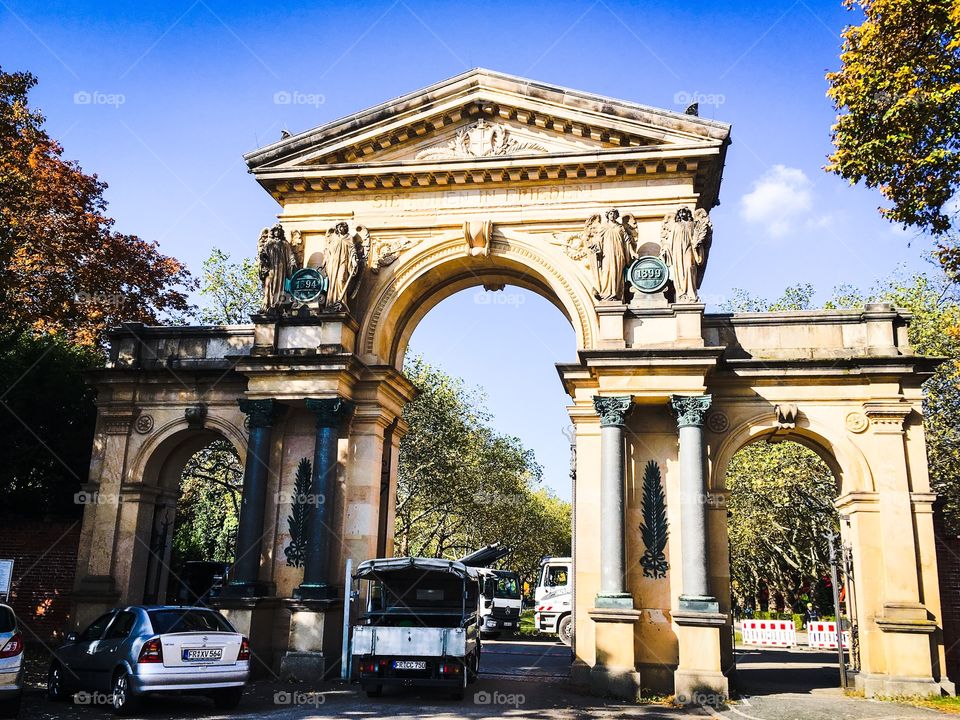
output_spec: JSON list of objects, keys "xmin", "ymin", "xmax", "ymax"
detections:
[{"xmin": 245, "ymin": 69, "xmax": 731, "ymax": 171}]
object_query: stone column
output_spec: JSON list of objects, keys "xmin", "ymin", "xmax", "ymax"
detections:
[
  {"xmin": 592, "ymin": 395, "xmax": 634, "ymax": 607},
  {"xmin": 587, "ymin": 395, "xmax": 642, "ymax": 702},
  {"xmin": 222, "ymin": 398, "xmax": 282, "ymax": 598},
  {"xmin": 670, "ymin": 394, "xmax": 717, "ymax": 612},
  {"xmin": 295, "ymin": 397, "xmax": 353, "ymax": 601},
  {"xmin": 670, "ymin": 393, "xmax": 728, "ymax": 704}
]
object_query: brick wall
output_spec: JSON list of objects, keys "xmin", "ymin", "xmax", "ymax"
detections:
[
  {"xmin": 935, "ymin": 503, "xmax": 960, "ymax": 685},
  {"xmin": 0, "ymin": 518, "xmax": 81, "ymax": 642}
]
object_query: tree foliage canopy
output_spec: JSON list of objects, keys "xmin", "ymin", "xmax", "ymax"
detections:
[
  {"xmin": 0, "ymin": 67, "xmax": 193, "ymax": 345},
  {"xmin": 396, "ymin": 357, "xmax": 571, "ymax": 586},
  {"xmin": 196, "ymin": 248, "xmax": 260, "ymax": 325},
  {"xmin": 826, "ymin": 0, "xmax": 960, "ymax": 237}
]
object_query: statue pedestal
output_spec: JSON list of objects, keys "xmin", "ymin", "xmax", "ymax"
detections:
[
  {"xmin": 213, "ymin": 595, "xmax": 281, "ymax": 679},
  {"xmin": 587, "ymin": 607, "xmax": 642, "ymax": 701},
  {"xmin": 673, "ymin": 610, "xmax": 728, "ymax": 705},
  {"xmin": 250, "ymin": 311, "xmax": 359, "ymax": 356},
  {"xmin": 279, "ymin": 599, "xmax": 343, "ymax": 682}
]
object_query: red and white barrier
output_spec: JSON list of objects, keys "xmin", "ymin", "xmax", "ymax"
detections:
[
  {"xmin": 807, "ymin": 621, "xmax": 850, "ymax": 649},
  {"xmin": 740, "ymin": 619, "xmax": 796, "ymax": 647}
]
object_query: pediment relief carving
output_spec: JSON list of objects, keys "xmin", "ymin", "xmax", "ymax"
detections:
[{"xmin": 414, "ymin": 120, "xmax": 549, "ymax": 160}]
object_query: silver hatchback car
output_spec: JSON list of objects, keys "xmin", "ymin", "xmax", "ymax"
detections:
[
  {"xmin": 0, "ymin": 604, "xmax": 24, "ymax": 718},
  {"xmin": 48, "ymin": 605, "xmax": 249, "ymax": 715}
]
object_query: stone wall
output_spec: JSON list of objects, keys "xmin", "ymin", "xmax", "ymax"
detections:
[
  {"xmin": 0, "ymin": 518, "xmax": 81, "ymax": 642},
  {"xmin": 935, "ymin": 503, "xmax": 960, "ymax": 684}
]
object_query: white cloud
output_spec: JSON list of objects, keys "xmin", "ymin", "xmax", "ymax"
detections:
[{"xmin": 740, "ymin": 165, "xmax": 814, "ymax": 237}]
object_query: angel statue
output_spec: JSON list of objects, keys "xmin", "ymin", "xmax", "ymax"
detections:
[
  {"xmin": 323, "ymin": 221, "xmax": 370, "ymax": 311},
  {"xmin": 659, "ymin": 207, "xmax": 712, "ymax": 303},
  {"xmin": 583, "ymin": 209, "xmax": 637, "ymax": 302},
  {"xmin": 258, "ymin": 224, "xmax": 298, "ymax": 313}
]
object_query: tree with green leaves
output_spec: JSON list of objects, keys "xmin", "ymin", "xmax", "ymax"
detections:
[
  {"xmin": 172, "ymin": 440, "xmax": 242, "ymax": 569},
  {"xmin": 196, "ymin": 248, "xmax": 260, "ymax": 324},
  {"xmin": 826, "ymin": 0, "xmax": 960, "ymax": 251},
  {"xmin": 396, "ymin": 356, "xmax": 571, "ymax": 586}
]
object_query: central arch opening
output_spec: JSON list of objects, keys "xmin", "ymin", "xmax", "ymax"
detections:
[
  {"xmin": 725, "ymin": 436, "xmax": 853, "ymax": 696},
  {"xmin": 392, "ymin": 282, "xmax": 576, "ymax": 682}
]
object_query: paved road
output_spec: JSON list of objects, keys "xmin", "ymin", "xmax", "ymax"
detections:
[{"xmin": 13, "ymin": 641, "xmax": 951, "ymax": 719}]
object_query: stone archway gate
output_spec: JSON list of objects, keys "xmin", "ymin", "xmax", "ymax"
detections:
[{"xmin": 75, "ymin": 69, "xmax": 951, "ymax": 700}]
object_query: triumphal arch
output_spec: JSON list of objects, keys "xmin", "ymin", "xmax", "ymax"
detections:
[{"xmin": 76, "ymin": 69, "xmax": 951, "ymax": 700}]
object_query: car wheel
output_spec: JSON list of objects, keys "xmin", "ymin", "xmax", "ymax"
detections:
[
  {"xmin": 110, "ymin": 670, "xmax": 138, "ymax": 716},
  {"xmin": 365, "ymin": 684, "xmax": 382, "ymax": 698},
  {"xmin": 47, "ymin": 663, "xmax": 68, "ymax": 701},
  {"xmin": 0, "ymin": 695, "xmax": 21, "ymax": 719},
  {"xmin": 558, "ymin": 615, "xmax": 573, "ymax": 646},
  {"xmin": 212, "ymin": 686, "xmax": 243, "ymax": 710}
]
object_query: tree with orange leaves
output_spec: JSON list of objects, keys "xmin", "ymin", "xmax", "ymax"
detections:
[{"xmin": 0, "ymin": 67, "xmax": 193, "ymax": 346}]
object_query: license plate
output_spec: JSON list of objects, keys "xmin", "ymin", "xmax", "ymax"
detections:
[
  {"xmin": 182, "ymin": 648, "xmax": 222, "ymax": 661},
  {"xmin": 393, "ymin": 660, "xmax": 426, "ymax": 670}
]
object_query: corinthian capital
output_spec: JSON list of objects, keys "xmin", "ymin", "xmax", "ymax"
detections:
[
  {"xmin": 593, "ymin": 396, "xmax": 634, "ymax": 427},
  {"xmin": 670, "ymin": 394, "xmax": 713, "ymax": 428},
  {"xmin": 306, "ymin": 397, "xmax": 355, "ymax": 428}
]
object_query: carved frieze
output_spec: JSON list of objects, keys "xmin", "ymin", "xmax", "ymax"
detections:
[{"xmin": 415, "ymin": 120, "xmax": 547, "ymax": 160}]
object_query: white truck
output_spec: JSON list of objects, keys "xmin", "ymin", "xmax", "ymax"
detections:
[
  {"xmin": 351, "ymin": 557, "xmax": 481, "ymax": 700},
  {"xmin": 476, "ymin": 568, "xmax": 523, "ymax": 637},
  {"xmin": 533, "ymin": 556, "xmax": 573, "ymax": 645}
]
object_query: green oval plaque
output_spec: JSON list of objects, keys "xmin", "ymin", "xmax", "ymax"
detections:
[
  {"xmin": 627, "ymin": 256, "xmax": 669, "ymax": 294},
  {"xmin": 288, "ymin": 267, "xmax": 328, "ymax": 303}
]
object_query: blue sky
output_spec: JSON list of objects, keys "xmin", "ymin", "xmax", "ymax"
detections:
[{"xmin": 4, "ymin": 0, "xmax": 937, "ymax": 500}]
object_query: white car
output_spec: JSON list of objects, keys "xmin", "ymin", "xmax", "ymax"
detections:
[{"xmin": 0, "ymin": 604, "xmax": 24, "ymax": 718}]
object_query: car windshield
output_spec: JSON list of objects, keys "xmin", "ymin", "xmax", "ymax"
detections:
[
  {"xmin": 0, "ymin": 606, "xmax": 14, "ymax": 633},
  {"xmin": 495, "ymin": 576, "xmax": 520, "ymax": 599},
  {"xmin": 148, "ymin": 609, "xmax": 233, "ymax": 634}
]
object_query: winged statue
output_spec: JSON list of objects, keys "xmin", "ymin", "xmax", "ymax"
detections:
[
  {"xmin": 659, "ymin": 207, "xmax": 712, "ymax": 302},
  {"xmin": 582, "ymin": 209, "xmax": 638, "ymax": 302}
]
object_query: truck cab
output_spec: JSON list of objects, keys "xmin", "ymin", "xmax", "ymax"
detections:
[
  {"xmin": 477, "ymin": 569, "xmax": 522, "ymax": 638},
  {"xmin": 533, "ymin": 556, "xmax": 573, "ymax": 646}
]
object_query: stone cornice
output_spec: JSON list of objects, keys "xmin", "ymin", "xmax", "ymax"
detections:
[{"xmin": 255, "ymin": 145, "xmax": 721, "ymax": 200}]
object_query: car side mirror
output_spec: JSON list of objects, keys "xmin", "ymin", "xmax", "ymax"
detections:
[{"xmin": 65, "ymin": 632, "xmax": 78, "ymax": 643}]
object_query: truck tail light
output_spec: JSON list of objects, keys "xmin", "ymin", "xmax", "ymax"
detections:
[
  {"xmin": 439, "ymin": 663, "xmax": 461, "ymax": 675},
  {"xmin": 137, "ymin": 638, "xmax": 162, "ymax": 663},
  {"xmin": 0, "ymin": 633, "xmax": 23, "ymax": 658},
  {"xmin": 238, "ymin": 637, "xmax": 250, "ymax": 661}
]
